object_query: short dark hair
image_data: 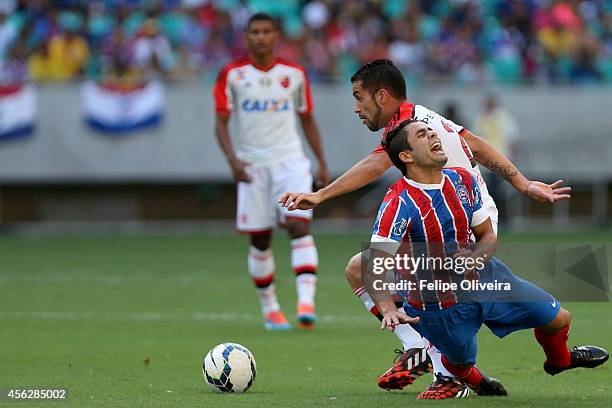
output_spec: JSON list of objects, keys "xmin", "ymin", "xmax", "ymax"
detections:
[
  {"xmin": 247, "ymin": 12, "xmax": 278, "ymax": 30},
  {"xmin": 383, "ymin": 119, "xmax": 418, "ymax": 176},
  {"xmin": 350, "ymin": 59, "xmax": 406, "ymax": 100}
]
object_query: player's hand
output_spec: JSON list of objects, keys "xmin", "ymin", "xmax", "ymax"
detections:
[
  {"xmin": 380, "ymin": 309, "xmax": 419, "ymax": 330},
  {"xmin": 278, "ymin": 191, "xmax": 323, "ymax": 210},
  {"xmin": 230, "ymin": 158, "xmax": 252, "ymax": 183},
  {"xmin": 525, "ymin": 179, "xmax": 572, "ymax": 203},
  {"xmin": 453, "ymin": 247, "xmax": 476, "ymax": 275},
  {"xmin": 453, "ymin": 247, "xmax": 473, "ymax": 259},
  {"xmin": 315, "ymin": 164, "xmax": 331, "ymax": 190}
]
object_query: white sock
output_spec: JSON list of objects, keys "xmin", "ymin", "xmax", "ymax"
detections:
[
  {"xmin": 353, "ymin": 286, "xmax": 424, "ymax": 350},
  {"xmin": 291, "ymin": 235, "xmax": 318, "ymax": 305},
  {"xmin": 353, "ymin": 286, "xmax": 376, "ymax": 310},
  {"xmin": 394, "ymin": 322, "xmax": 425, "ymax": 350},
  {"xmin": 248, "ymin": 246, "xmax": 279, "ymax": 314},
  {"xmin": 256, "ymin": 284, "xmax": 280, "ymax": 314},
  {"xmin": 296, "ymin": 273, "xmax": 317, "ymax": 305},
  {"xmin": 422, "ymin": 337, "xmax": 454, "ymax": 378}
]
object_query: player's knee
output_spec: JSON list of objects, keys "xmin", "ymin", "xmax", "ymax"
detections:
[
  {"xmin": 250, "ymin": 233, "xmax": 272, "ymax": 250},
  {"xmin": 543, "ymin": 307, "xmax": 571, "ymax": 332},
  {"xmin": 552, "ymin": 308, "xmax": 571, "ymax": 329},
  {"xmin": 345, "ymin": 254, "xmax": 362, "ymax": 286},
  {"xmin": 286, "ymin": 219, "xmax": 310, "ymax": 239},
  {"xmin": 557, "ymin": 308, "xmax": 571, "ymax": 327}
]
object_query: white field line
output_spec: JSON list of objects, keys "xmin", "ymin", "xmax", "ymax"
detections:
[
  {"xmin": 0, "ymin": 272, "xmax": 348, "ymax": 285},
  {"xmin": 0, "ymin": 311, "xmax": 372, "ymax": 324},
  {"xmin": 0, "ymin": 274, "xmax": 218, "ymax": 284}
]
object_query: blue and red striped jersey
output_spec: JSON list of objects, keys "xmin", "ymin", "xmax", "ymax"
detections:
[{"xmin": 371, "ymin": 167, "xmax": 490, "ymax": 310}]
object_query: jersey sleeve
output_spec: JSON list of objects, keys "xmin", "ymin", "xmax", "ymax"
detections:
[
  {"xmin": 435, "ymin": 109, "xmax": 475, "ymax": 164},
  {"xmin": 213, "ymin": 66, "xmax": 233, "ymax": 116},
  {"xmin": 294, "ymin": 69, "xmax": 313, "ymax": 116},
  {"xmin": 371, "ymin": 189, "xmax": 410, "ymax": 244},
  {"xmin": 436, "ymin": 111, "xmax": 467, "ymax": 135},
  {"xmin": 470, "ymin": 174, "xmax": 489, "ymax": 227}
]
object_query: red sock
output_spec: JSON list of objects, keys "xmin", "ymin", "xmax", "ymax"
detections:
[
  {"xmin": 370, "ymin": 305, "xmax": 383, "ymax": 321},
  {"xmin": 534, "ymin": 326, "xmax": 571, "ymax": 368},
  {"xmin": 441, "ymin": 355, "xmax": 483, "ymax": 388}
]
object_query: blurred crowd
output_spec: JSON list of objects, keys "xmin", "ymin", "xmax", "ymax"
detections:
[{"xmin": 0, "ymin": 0, "xmax": 611, "ymax": 85}]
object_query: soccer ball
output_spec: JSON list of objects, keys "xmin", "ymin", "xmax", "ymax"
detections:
[{"xmin": 203, "ymin": 343, "xmax": 257, "ymax": 393}]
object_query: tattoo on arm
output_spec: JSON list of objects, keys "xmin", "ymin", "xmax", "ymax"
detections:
[{"xmin": 482, "ymin": 159, "xmax": 518, "ymax": 182}]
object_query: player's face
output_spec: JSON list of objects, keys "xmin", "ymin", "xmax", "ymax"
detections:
[
  {"xmin": 403, "ymin": 122, "xmax": 447, "ymax": 168},
  {"xmin": 246, "ymin": 20, "xmax": 278, "ymax": 57},
  {"xmin": 352, "ymin": 81, "xmax": 383, "ymax": 131}
]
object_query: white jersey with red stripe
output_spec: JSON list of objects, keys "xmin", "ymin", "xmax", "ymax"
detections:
[
  {"xmin": 214, "ymin": 57, "xmax": 313, "ymax": 166},
  {"xmin": 374, "ymin": 101, "xmax": 499, "ymax": 228}
]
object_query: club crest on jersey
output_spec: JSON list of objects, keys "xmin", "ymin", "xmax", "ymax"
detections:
[
  {"xmin": 456, "ymin": 185, "xmax": 470, "ymax": 204},
  {"xmin": 242, "ymin": 98, "xmax": 290, "ymax": 112},
  {"xmin": 280, "ymin": 76, "xmax": 290, "ymax": 88},
  {"xmin": 392, "ymin": 218, "xmax": 407, "ymax": 236}
]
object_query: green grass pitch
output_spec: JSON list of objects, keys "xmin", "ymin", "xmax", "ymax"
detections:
[{"xmin": 0, "ymin": 232, "xmax": 610, "ymax": 407}]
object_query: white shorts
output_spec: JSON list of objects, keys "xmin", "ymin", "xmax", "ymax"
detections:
[{"xmin": 236, "ymin": 155, "xmax": 313, "ymax": 233}]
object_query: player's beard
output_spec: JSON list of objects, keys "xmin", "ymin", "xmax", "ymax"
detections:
[{"xmin": 368, "ymin": 98, "xmax": 383, "ymax": 131}]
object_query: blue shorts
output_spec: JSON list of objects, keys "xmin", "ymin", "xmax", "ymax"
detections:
[{"xmin": 404, "ymin": 257, "xmax": 560, "ymax": 366}]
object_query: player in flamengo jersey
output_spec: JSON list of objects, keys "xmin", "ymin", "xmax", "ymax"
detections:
[
  {"xmin": 370, "ymin": 119, "xmax": 608, "ymax": 397},
  {"xmin": 279, "ymin": 60, "xmax": 571, "ymax": 398},
  {"xmin": 214, "ymin": 13, "xmax": 329, "ymax": 330}
]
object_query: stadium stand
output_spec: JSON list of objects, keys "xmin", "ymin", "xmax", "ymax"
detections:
[{"xmin": 0, "ymin": 0, "xmax": 611, "ymax": 84}]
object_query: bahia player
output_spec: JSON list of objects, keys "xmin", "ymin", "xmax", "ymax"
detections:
[
  {"xmin": 280, "ymin": 60, "xmax": 571, "ymax": 398},
  {"xmin": 214, "ymin": 13, "xmax": 329, "ymax": 330},
  {"xmin": 371, "ymin": 119, "xmax": 608, "ymax": 397}
]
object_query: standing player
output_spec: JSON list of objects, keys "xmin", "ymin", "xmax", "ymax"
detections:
[
  {"xmin": 280, "ymin": 60, "xmax": 571, "ymax": 397},
  {"xmin": 370, "ymin": 119, "xmax": 608, "ymax": 397},
  {"xmin": 214, "ymin": 13, "xmax": 329, "ymax": 330}
]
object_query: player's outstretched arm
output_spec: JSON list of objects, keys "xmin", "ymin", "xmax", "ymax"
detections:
[
  {"xmin": 215, "ymin": 113, "xmax": 251, "ymax": 183},
  {"xmin": 299, "ymin": 114, "xmax": 330, "ymax": 188},
  {"xmin": 462, "ymin": 130, "xmax": 571, "ymax": 203},
  {"xmin": 279, "ymin": 152, "xmax": 393, "ymax": 210}
]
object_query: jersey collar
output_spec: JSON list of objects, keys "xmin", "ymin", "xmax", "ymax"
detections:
[
  {"xmin": 248, "ymin": 55, "xmax": 278, "ymax": 72},
  {"xmin": 398, "ymin": 100, "xmax": 415, "ymax": 120},
  {"xmin": 384, "ymin": 100, "xmax": 415, "ymax": 136},
  {"xmin": 403, "ymin": 175, "xmax": 444, "ymax": 190}
]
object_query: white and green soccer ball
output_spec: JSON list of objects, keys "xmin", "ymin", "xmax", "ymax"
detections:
[{"xmin": 203, "ymin": 343, "xmax": 257, "ymax": 393}]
